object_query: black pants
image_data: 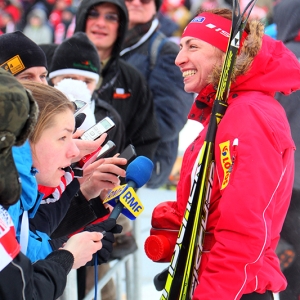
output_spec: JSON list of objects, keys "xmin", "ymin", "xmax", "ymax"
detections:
[{"xmin": 241, "ymin": 291, "xmax": 274, "ymax": 300}]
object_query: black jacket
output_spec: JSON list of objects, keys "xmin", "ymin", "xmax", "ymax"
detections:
[
  {"xmin": 274, "ymin": 0, "xmax": 300, "ymax": 190},
  {"xmin": 0, "ymin": 203, "xmax": 73, "ymax": 300},
  {"xmin": 0, "ymin": 251, "xmax": 73, "ymax": 300},
  {"xmin": 75, "ymin": 0, "xmax": 160, "ymax": 160}
]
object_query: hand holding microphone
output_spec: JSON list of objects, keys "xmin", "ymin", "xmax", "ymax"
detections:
[
  {"xmin": 103, "ymin": 156, "xmax": 154, "ymax": 220},
  {"xmin": 88, "ymin": 156, "xmax": 153, "ymax": 265}
]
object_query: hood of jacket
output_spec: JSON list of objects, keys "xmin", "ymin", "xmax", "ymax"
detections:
[
  {"xmin": 211, "ymin": 20, "xmax": 300, "ymax": 96},
  {"xmin": 273, "ymin": 0, "xmax": 300, "ymax": 44},
  {"xmin": 74, "ymin": 0, "xmax": 128, "ymax": 60},
  {"xmin": 189, "ymin": 19, "xmax": 300, "ymax": 124},
  {"xmin": 10, "ymin": 140, "xmax": 43, "ymax": 216}
]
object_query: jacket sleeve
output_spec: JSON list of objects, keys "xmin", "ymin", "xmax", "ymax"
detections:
[
  {"xmin": 0, "ymin": 250, "xmax": 73, "ymax": 300},
  {"xmin": 28, "ymin": 188, "xmax": 109, "ymax": 261},
  {"xmin": 50, "ymin": 190, "xmax": 109, "ymax": 239}
]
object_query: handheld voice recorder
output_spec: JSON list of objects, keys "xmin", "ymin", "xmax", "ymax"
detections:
[
  {"xmin": 80, "ymin": 116, "xmax": 115, "ymax": 141},
  {"xmin": 73, "ymin": 100, "xmax": 88, "ymax": 117}
]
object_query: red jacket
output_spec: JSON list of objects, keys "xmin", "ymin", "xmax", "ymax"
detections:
[{"xmin": 151, "ymin": 35, "xmax": 300, "ymax": 298}]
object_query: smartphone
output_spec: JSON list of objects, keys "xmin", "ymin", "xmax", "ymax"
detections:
[
  {"xmin": 95, "ymin": 140, "xmax": 116, "ymax": 161},
  {"xmin": 118, "ymin": 144, "xmax": 137, "ymax": 170},
  {"xmin": 73, "ymin": 100, "xmax": 88, "ymax": 117},
  {"xmin": 80, "ymin": 117, "xmax": 115, "ymax": 141}
]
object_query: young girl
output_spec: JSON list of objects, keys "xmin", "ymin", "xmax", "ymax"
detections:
[{"xmin": 8, "ymin": 82, "xmax": 120, "ymax": 262}]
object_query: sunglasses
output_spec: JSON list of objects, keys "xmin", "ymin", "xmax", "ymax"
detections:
[
  {"xmin": 87, "ymin": 10, "xmax": 119, "ymax": 23},
  {"xmin": 125, "ymin": 0, "xmax": 153, "ymax": 4}
]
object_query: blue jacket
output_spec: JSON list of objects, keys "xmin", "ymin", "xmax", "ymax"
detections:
[
  {"xmin": 121, "ymin": 19, "xmax": 194, "ymax": 188},
  {"xmin": 9, "ymin": 140, "xmax": 52, "ymax": 262}
]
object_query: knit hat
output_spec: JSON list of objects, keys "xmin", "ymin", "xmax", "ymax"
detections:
[
  {"xmin": 49, "ymin": 32, "xmax": 100, "ymax": 83},
  {"xmin": 0, "ymin": 68, "xmax": 38, "ymax": 206},
  {"xmin": 0, "ymin": 31, "xmax": 48, "ymax": 76}
]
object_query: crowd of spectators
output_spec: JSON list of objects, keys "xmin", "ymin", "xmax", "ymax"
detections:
[{"xmin": 0, "ymin": 0, "xmax": 276, "ymax": 45}]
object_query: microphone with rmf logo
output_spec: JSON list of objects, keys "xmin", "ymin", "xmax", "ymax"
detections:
[{"xmin": 103, "ymin": 156, "xmax": 154, "ymax": 220}]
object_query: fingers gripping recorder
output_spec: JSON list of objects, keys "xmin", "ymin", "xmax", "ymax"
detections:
[{"xmin": 103, "ymin": 156, "xmax": 154, "ymax": 220}]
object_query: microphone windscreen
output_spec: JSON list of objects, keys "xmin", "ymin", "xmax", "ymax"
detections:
[
  {"xmin": 126, "ymin": 156, "xmax": 154, "ymax": 188},
  {"xmin": 75, "ymin": 113, "xmax": 86, "ymax": 129}
]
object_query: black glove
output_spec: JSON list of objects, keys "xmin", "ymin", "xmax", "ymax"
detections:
[
  {"xmin": 49, "ymin": 236, "xmax": 68, "ymax": 251},
  {"xmin": 84, "ymin": 218, "xmax": 123, "ymax": 265}
]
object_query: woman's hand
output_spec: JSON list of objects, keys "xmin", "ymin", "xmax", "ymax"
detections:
[
  {"xmin": 71, "ymin": 131, "xmax": 107, "ymax": 163},
  {"xmin": 62, "ymin": 231, "xmax": 103, "ymax": 269},
  {"xmin": 79, "ymin": 156, "xmax": 127, "ymax": 200}
]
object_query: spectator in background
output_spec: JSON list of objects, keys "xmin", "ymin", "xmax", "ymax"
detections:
[
  {"xmin": 160, "ymin": 0, "xmax": 191, "ymax": 37},
  {"xmin": 49, "ymin": 0, "xmax": 71, "ymax": 30},
  {"xmin": 273, "ymin": 0, "xmax": 300, "ymax": 299},
  {"xmin": 74, "ymin": 0, "xmax": 160, "ymax": 161},
  {"xmin": 48, "ymin": 31, "xmax": 126, "ymax": 152},
  {"xmin": 121, "ymin": 0, "xmax": 193, "ymax": 188},
  {"xmin": 0, "ymin": 31, "xmax": 48, "ymax": 83},
  {"xmin": 0, "ymin": 0, "xmax": 22, "ymax": 33},
  {"xmin": 0, "ymin": 9, "xmax": 16, "ymax": 33},
  {"xmin": 23, "ymin": 6, "xmax": 53, "ymax": 44},
  {"xmin": 53, "ymin": 6, "xmax": 75, "ymax": 44},
  {"xmin": 73, "ymin": 0, "xmax": 160, "ymax": 298}
]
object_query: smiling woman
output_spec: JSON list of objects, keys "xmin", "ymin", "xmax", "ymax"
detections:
[{"xmin": 20, "ymin": 81, "xmax": 80, "ymax": 187}]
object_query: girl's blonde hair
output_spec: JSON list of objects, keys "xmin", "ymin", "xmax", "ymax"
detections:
[{"xmin": 20, "ymin": 81, "xmax": 75, "ymax": 144}]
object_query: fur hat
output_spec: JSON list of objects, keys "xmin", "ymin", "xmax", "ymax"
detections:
[
  {"xmin": 0, "ymin": 31, "xmax": 48, "ymax": 76},
  {"xmin": 0, "ymin": 68, "xmax": 38, "ymax": 206},
  {"xmin": 49, "ymin": 32, "xmax": 100, "ymax": 83}
]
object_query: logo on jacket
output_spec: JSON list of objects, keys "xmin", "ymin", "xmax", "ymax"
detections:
[{"xmin": 219, "ymin": 140, "xmax": 232, "ymax": 190}]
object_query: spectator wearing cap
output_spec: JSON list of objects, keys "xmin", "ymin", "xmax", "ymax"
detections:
[
  {"xmin": 0, "ymin": 31, "xmax": 48, "ymax": 83},
  {"xmin": 48, "ymin": 31, "xmax": 125, "ymax": 147}
]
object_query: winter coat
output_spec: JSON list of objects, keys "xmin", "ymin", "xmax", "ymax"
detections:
[
  {"xmin": 0, "ymin": 204, "xmax": 73, "ymax": 300},
  {"xmin": 151, "ymin": 20, "xmax": 300, "ymax": 299},
  {"xmin": 120, "ymin": 18, "xmax": 194, "ymax": 188},
  {"xmin": 8, "ymin": 140, "xmax": 53, "ymax": 262},
  {"xmin": 9, "ymin": 140, "xmax": 109, "ymax": 262},
  {"xmin": 74, "ymin": 0, "xmax": 160, "ymax": 161}
]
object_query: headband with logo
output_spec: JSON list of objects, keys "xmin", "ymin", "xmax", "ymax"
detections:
[{"xmin": 182, "ymin": 12, "xmax": 247, "ymax": 52}]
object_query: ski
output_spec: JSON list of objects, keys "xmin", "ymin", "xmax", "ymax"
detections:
[{"xmin": 160, "ymin": 1, "xmax": 257, "ymax": 299}]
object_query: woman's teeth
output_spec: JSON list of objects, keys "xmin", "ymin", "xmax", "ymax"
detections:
[{"xmin": 182, "ymin": 70, "xmax": 197, "ymax": 78}]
